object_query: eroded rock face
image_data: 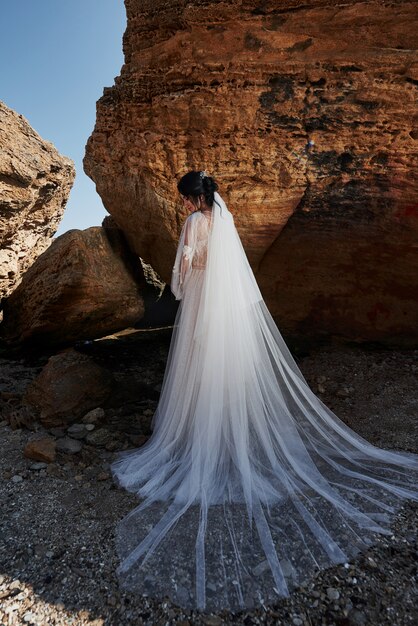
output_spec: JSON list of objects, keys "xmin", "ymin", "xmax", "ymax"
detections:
[
  {"xmin": 84, "ymin": 0, "xmax": 418, "ymax": 345},
  {"xmin": 1, "ymin": 223, "xmax": 147, "ymax": 347},
  {"xmin": 0, "ymin": 101, "xmax": 75, "ymax": 300}
]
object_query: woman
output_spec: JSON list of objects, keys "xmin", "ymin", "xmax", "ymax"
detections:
[{"xmin": 111, "ymin": 171, "xmax": 418, "ymax": 613}]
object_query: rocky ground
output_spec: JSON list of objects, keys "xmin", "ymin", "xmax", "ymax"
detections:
[{"xmin": 0, "ymin": 328, "xmax": 417, "ymax": 626}]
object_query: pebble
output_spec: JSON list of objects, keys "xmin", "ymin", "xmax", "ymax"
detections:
[
  {"xmin": 85, "ymin": 428, "xmax": 113, "ymax": 447},
  {"xmin": 82, "ymin": 407, "xmax": 105, "ymax": 423},
  {"xmin": 11, "ymin": 474, "xmax": 23, "ymax": 483},
  {"xmin": 29, "ymin": 462, "xmax": 48, "ymax": 470},
  {"xmin": 326, "ymin": 587, "xmax": 340, "ymax": 600},
  {"xmin": 97, "ymin": 471, "xmax": 111, "ymax": 481},
  {"xmin": 67, "ymin": 423, "xmax": 89, "ymax": 439}
]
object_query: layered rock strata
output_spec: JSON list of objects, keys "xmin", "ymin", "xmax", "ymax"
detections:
[
  {"xmin": 84, "ymin": 0, "xmax": 418, "ymax": 345},
  {"xmin": 0, "ymin": 101, "xmax": 75, "ymax": 300}
]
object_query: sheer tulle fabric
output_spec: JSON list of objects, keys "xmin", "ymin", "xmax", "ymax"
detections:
[{"xmin": 110, "ymin": 192, "xmax": 418, "ymax": 612}]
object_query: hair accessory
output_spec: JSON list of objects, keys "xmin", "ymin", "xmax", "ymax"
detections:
[{"xmin": 199, "ymin": 170, "xmax": 208, "ymax": 180}]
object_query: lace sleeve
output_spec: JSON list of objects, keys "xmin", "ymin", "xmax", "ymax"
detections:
[{"xmin": 171, "ymin": 216, "xmax": 196, "ymax": 300}]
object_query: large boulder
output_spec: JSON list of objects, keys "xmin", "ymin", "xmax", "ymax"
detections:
[
  {"xmin": 1, "ymin": 221, "xmax": 147, "ymax": 347},
  {"xmin": 84, "ymin": 0, "xmax": 418, "ymax": 345},
  {"xmin": 0, "ymin": 100, "xmax": 75, "ymax": 301}
]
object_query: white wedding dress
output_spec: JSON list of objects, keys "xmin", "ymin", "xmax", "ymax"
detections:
[{"xmin": 110, "ymin": 192, "xmax": 418, "ymax": 613}]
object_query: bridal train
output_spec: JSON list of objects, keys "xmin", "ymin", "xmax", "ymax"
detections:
[{"xmin": 110, "ymin": 191, "xmax": 418, "ymax": 612}]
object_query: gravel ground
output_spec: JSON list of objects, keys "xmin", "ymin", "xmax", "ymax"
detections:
[{"xmin": 0, "ymin": 330, "xmax": 417, "ymax": 626}]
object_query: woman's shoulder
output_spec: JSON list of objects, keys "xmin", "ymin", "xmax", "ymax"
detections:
[{"xmin": 185, "ymin": 211, "xmax": 205, "ymax": 224}]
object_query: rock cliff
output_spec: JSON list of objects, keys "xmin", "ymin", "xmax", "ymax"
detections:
[
  {"xmin": 84, "ymin": 0, "xmax": 418, "ymax": 345},
  {"xmin": 0, "ymin": 101, "xmax": 75, "ymax": 301}
]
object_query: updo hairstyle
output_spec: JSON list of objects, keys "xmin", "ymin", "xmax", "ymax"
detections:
[{"xmin": 177, "ymin": 170, "xmax": 219, "ymax": 208}]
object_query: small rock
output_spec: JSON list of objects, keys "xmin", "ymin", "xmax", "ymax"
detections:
[
  {"xmin": 29, "ymin": 462, "xmax": 48, "ymax": 470},
  {"xmin": 326, "ymin": 587, "xmax": 340, "ymax": 600},
  {"xmin": 24, "ymin": 437, "xmax": 56, "ymax": 463},
  {"xmin": 82, "ymin": 407, "xmax": 105, "ymax": 424},
  {"xmin": 105, "ymin": 440, "xmax": 124, "ymax": 451},
  {"xmin": 85, "ymin": 428, "xmax": 113, "ymax": 447},
  {"xmin": 46, "ymin": 463, "xmax": 62, "ymax": 477},
  {"xmin": 67, "ymin": 423, "xmax": 88, "ymax": 439},
  {"xmin": 55, "ymin": 436, "xmax": 83, "ymax": 454},
  {"xmin": 97, "ymin": 471, "xmax": 110, "ymax": 481},
  {"xmin": 11, "ymin": 474, "xmax": 23, "ymax": 483},
  {"xmin": 9, "ymin": 580, "xmax": 22, "ymax": 589}
]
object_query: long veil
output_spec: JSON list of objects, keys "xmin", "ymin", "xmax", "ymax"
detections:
[{"xmin": 110, "ymin": 191, "xmax": 418, "ymax": 612}]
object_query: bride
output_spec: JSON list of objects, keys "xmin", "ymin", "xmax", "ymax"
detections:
[{"xmin": 110, "ymin": 170, "xmax": 418, "ymax": 612}]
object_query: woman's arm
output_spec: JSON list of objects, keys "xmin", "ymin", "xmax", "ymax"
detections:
[
  {"xmin": 171, "ymin": 215, "xmax": 195, "ymax": 300},
  {"xmin": 180, "ymin": 219, "xmax": 193, "ymax": 288}
]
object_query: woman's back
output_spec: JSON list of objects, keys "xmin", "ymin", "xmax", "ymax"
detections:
[{"xmin": 190, "ymin": 211, "xmax": 212, "ymax": 269}]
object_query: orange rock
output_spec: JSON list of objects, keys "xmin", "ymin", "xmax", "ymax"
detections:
[
  {"xmin": 1, "ymin": 222, "xmax": 147, "ymax": 347},
  {"xmin": 84, "ymin": 0, "xmax": 418, "ymax": 345},
  {"xmin": 24, "ymin": 437, "xmax": 56, "ymax": 463},
  {"xmin": 0, "ymin": 101, "xmax": 75, "ymax": 300}
]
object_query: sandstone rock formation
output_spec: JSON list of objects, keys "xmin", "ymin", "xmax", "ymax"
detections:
[
  {"xmin": 1, "ymin": 221, "xmax": 147, "ymax": 347},
  {"xmin": 84, "ymin": 0, "xmax": 418, "ymax": 345},
  {"xmin": 0, "ymin": 100, "xmax": 75, "ymax": 301}
]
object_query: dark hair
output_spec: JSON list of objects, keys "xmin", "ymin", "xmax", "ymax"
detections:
[{"xmin": 177, "ymin": 170, "xmax": 219, "ymax": 208}]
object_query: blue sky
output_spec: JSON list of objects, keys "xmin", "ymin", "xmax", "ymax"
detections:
[{"xmin": 0, "ymin": 0, "xmax": 126, "ymax": 235}]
